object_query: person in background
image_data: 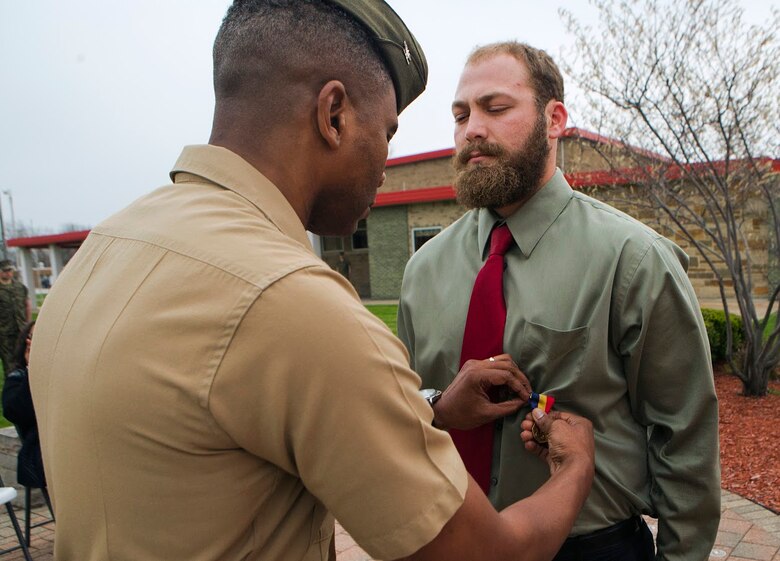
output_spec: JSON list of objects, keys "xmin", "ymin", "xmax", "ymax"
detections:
[
  {"xmin": 399, "ymin": 41, "xmax": 720, "ymax": 561},
  {"xmin": 0, "ymin": 260, "xmax": 30, "ymax": 376},
  {"xmin": 337, "ymin": 251, "xmax": 351, "ymax": 281},
  {"xmin": 2, "ymin": 321, "xmax": 46, "ymax": 490}
]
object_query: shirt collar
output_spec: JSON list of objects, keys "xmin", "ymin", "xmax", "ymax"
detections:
[
  {"xmin": 169, "ymin": 145, "xmax": 311, "ymax": 248},
  {"xmin": 477, "ymin": 168, "xmax": 573, "ymax": 258}
]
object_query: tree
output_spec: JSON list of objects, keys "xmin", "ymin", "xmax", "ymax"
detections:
[{"xmin": 560, "ymin": 0, "xmax": 780, "ymax": 395}]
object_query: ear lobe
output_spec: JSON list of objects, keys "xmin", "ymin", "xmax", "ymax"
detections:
[
  {"xmin": 317, "ymin": 80, "xmax": 348, "ymax": 150},
  {"xmin": 546, "ymin": 100, "xmax": 568, "ymax": 139}
]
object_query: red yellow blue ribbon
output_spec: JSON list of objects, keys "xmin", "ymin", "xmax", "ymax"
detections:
[{"xmin": 529, "ymin": 391, "xmax": 555, "ymax": 413}]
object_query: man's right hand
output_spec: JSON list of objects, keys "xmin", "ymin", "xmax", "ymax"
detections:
[
  {"xmin": 398, "ymin": 407, "xmax": 595, "ymax": 561},
  {"xmin": 520, "ymin": 409, "xmax": 595, "ymax": 477},
  {"xmin": 432, "ymin": 354, "xmax": 531, "ymax": 430}
]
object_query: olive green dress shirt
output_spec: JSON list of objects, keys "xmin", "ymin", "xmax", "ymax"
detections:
[
  {"xmin": 398, "ymin": 169, "xmax": 720, "ymax": 561},
  {"xmin": 30, "ymin": 145, "xmax": 467, "ymax": 561}
]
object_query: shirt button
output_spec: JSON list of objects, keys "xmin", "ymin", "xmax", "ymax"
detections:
[{"xmin": 491, "ymin": 477, "xmax": 498, "ymax": 486}]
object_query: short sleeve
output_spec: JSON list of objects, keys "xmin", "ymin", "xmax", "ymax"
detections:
[{"xmin": 209, "ymin": 266, "xmax": 467, "ymax": 559}]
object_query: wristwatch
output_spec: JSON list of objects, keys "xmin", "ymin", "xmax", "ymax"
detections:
[{"xmin": 419, "ymin": 388, "xmax": 442, "ymax": 406}]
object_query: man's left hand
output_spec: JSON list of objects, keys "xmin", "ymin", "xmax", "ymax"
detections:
[{"xmin": 432, "ymin": 354, "xmax": 531, "ymax": 430}]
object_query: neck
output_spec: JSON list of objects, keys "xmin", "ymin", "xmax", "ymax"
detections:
[
  {"xmin": 209, "ymin": 103, "xmax": 318, "ymax": 229},
  {"xmin": 208, "ymin": 138, "xmax": 314, "ymax": 228}
]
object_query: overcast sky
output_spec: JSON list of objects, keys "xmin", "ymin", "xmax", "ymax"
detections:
[{"xmin": 0, "ymin": 1, "xmax": 775, "ymax": 234}]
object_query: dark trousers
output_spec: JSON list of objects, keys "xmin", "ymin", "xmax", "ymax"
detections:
[{"xmin": 553, "ymin": 517, "xmax": 655, "ymax": 561}]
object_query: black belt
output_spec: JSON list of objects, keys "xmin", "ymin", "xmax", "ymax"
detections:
[{"xmin": 557, "ymin": 517, "xmax": 642, "ymax": 554}]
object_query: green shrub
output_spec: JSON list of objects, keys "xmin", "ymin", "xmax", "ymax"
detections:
[{"xmin": 701, "ymin": 308, "xmax": 744, "ymax": 363}]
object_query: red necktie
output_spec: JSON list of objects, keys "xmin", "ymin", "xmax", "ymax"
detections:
[{"xmin": 450, "ymin": 223, "xmax": 513, "ymax": 495}]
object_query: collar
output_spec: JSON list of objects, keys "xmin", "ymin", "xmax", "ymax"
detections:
[
  {"xmin": 476, "ymin": 168, "xmax": 573, "ymax": 258},
  {"xmin": 169, "ymin": 145, "xmax": 311, "ymax": 248}
]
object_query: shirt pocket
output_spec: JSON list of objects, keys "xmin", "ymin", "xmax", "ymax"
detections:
[{"xmin": 517, "ymin": 321, "xmax": 589, "ymax": 397}]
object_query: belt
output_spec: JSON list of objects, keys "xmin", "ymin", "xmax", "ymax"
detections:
[{"xmin": 557, "ymin": 517, "xmax": 642, "ymax": 554}]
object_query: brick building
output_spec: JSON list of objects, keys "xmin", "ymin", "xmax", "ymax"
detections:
[
  {"xmin": 319, "ymin": 127, "xmax": 778, "ymax": 301},
  {"xmin": 11, "ymin": 127, "xmax": 777, "ymax": 307}
]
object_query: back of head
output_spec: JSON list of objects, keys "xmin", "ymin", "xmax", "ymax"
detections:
[
  {"xmin": 11, "ymin": 320, "xmax": 35, "ymax": 373},
  {"xmin": 468, "ymin": 41, "xmax": 564, "ymax": 111},
  {"xmin": 213, "ymin": 0, "xmax": 427, "ymax": 124}
]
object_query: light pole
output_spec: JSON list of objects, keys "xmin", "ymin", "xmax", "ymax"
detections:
[
  {"xmin": 2, "ymin": 190, "xmax": 14, "ymax": 239},
  {"xmin": 0, "ymin": 195, "xmax": 7, "ymax": 260}
]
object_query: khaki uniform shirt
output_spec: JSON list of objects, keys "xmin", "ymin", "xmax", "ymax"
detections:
[
  {"xmin": 399, "ymin": 170, "xmax": 720, "ymax": 561},
  {"xmin": 30, "ymin": 145, "xmax": 467, "ymax": 561}
]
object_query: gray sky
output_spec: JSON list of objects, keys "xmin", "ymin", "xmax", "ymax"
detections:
[{"xmin": 0, "ymin": 1, "xmax": 775, "ymax": 233}]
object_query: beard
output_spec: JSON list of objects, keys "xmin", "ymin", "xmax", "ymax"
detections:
[{"xmin": 453, "ymin": 112, "xmax": 550, "ymax": 209}]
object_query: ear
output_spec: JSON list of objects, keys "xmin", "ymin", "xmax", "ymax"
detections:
[
  {"xmin": 317, "ymin": 80, "xmax": 349, "ymax": 150},
  {"xmin": 546, "ymin": 100, "xmax": 568, "ymax": 139}
]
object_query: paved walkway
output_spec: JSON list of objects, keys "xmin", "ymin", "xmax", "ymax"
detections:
[{"xmin": 0, "ymin": 489, "xmax": 776, "ymax": 560}]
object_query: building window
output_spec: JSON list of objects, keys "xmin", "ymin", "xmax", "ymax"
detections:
[
  {"xmin": 412, "ymin": 227, "xmax": 442, "ymax": 252},
  {"xmin": 321, "ymin": 236, "xmax": 344, "ymax": 253},
  {"xmin": 351, "ymin": 219, "xmax": 368, "ymax": 250}
]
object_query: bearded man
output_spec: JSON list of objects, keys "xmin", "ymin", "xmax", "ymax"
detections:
[{"xmin": 398, "ymin": 42, "xmax": 720, "ymax": 561}]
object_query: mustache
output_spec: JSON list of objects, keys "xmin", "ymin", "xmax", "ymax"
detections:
[{"xmin": 454, "ymin": 141, "xmax": 508, "ymax": 167}]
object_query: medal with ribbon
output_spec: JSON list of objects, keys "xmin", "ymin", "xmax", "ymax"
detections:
[{"xmin": 529, "ymin": 391, "xmax": 555, "ymax": 446}]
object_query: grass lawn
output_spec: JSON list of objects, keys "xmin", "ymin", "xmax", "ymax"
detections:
[
  {"xmin": 365, "ymin": 304, "xmax": 398, "ymax": 336},
  {"xmin": 764, "ymin": 312, "xmax": 777, "ymax": 339}
]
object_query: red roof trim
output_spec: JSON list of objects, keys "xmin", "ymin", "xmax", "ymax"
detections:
[
  {"xmin": 8, "ymin": 230, "xmax": 91, "ymax": 249},
  {"xmin": 386, "ymin": 148, "xmax": 454, "ymax": 167},
  {"xmin": 374, "ymin": 185, "xmax": 456, "ymax": 206}
]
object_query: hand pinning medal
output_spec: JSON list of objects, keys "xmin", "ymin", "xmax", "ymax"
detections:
[{"xmin": 529, "ymin": 392, "xmax": 555, "ymax": 446}]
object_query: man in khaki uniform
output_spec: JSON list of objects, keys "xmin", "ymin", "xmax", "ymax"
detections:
[{"xmin": 30, "ymin": 2, "xmax": 596, "ymax": 560}]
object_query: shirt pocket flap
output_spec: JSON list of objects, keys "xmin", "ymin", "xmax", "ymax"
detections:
[{"xmin": 518, "ymin": 321, "xmax": 589, "ymax": 395}]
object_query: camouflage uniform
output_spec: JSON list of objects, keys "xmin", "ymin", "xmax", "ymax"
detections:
[{"xmin": 0, "ymin": 280, "xmax": 28, "ymax": 375}]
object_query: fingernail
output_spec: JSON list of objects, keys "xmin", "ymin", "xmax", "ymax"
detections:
[{"xmin": 532, "ymin": 408, "xmax": 544, "ymax": 420}]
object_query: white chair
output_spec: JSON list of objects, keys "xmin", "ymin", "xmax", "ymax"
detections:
[{"xmin": 0, "ymin": 485, "xmax": 33, "ymax": 561}]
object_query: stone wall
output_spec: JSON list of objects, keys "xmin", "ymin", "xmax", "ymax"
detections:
[
  {"xmin": 373, "ymin": 144, "xmax": 775, "ymax": 302},
  {"xmin": 580, "ymin": 184, "xmax": 772, "ymax": 301},
  {"xmin": 408, "ymin": 201, "xmax": 464, "ymax": 231},
  {"xmin": 382, "ymin": 158, "xmax": 453, "ymax": 193},
  {"xmin": 557, "ymin": 137, "xmax": 648, "ymax": 173},
  {"xmin": 368, "ymin": 206, "xmax": 409, "ymax": 299}
]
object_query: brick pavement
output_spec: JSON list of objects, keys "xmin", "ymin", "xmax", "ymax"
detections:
[
  {"xmin": 0, "ymin": 489, "xmax": 776, "ymax": 559},
  {"xmin": 334, "ymin": 489, "xmax": 780, "ymax": 561}
]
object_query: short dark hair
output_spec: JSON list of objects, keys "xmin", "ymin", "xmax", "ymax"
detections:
[
  {"xmin": 213, "ymin": 0, "xmax": 392, "ymax": 116},
  {"xmin": 467, "ymin": 41, "xmax": 564, "ymax": 111},
  {"xmin": 11, "ymin": 321, "xmax": 35, "ymax": 373}
]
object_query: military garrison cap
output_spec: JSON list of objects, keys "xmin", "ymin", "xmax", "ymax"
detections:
[{"xmin": 325, "ymin": 0, "xmax": 428, "ymax": 113}]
